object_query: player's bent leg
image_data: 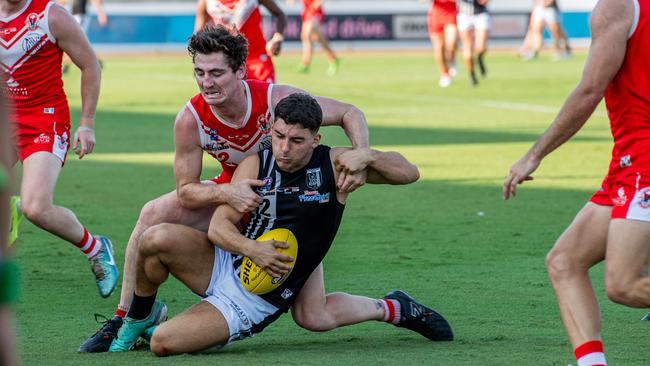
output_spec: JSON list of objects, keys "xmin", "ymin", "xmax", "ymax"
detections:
[
  {"xmin": 546, "ymin": 202, "xmax": 610, "ymax": 348},
  {"xmin": 605, "ymin": 219, "xmax": 650, "ymax": 307},
  {"xmin": 291, "ymin": 263, "xmax": 386, "ymax": 332},
  {"xmin": 20, "ymin": 152, "xmax": 83, "ymax": 242},
  {"xmin": 150, "ymin": 301, "xmax": 230, "ymax": 356}
]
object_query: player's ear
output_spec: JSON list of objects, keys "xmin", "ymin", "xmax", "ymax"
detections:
[
  {"xmin": 236, "ymin": 66, "xmax": 246, "ymax": 80},
  {"xmin": 312, "ymin": 133, "xmax": 321, "ymax": 147}
]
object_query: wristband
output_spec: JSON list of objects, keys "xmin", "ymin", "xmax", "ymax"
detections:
[
  {"xmin": 76, "ymin": 126, "xmax": 94, "ymax": 133},
  {"xmin": 0, "ymin": 260, "xmax": 19, "ymax": 304}
]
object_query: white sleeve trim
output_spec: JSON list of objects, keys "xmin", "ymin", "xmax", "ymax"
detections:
[
  {"xmin": 629, "ymin": 0, "xmax": 640, "ymax": 38},
  {"xmin": 267, "ymin": 83, "xmax": 275, "ymax": 123}
]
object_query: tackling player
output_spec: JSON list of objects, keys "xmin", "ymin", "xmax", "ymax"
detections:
[
  {"xmin": 0, "ymin": 0, "xmax": 117, "ymax": 297},
  {"xmin": 195, "ymin": 0, "xmax": 287, "ymax": 82},
  {"xmin": 78, "ymin": 25, "xmax": 370, "ymax": 352},
  {"xmin": 108, "ymin": 93, "xmax": 452, "ymax": 354},
  {"xmin": 504, "ymin": 0, "xmax": 649, "ymax": 364}
]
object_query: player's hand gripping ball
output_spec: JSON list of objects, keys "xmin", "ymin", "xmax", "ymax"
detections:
[{"xmin": 240, "ymin": 228, "xmax": 298, "ymax": 294}]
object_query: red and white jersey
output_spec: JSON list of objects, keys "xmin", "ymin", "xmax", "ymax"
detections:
[
  {"xmin": 186, "ymin": 79, "xmax": 274, "ymax": 181},
  {"xmin": 205, "ymin": 0, "xmax": 267, "ymax": 58},
  {"xmin": 301, "ymin": 0, "xmax": 324, "ymax": 22},
  {"xmin": 0, "ymin": 0, "xmax": 68, "ymax": 120},
  {"xmin": 604, "ymin": 0, "xmax": 650, "ymax": 174}
]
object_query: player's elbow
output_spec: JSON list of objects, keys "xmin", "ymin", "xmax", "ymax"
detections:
[{"xmin": 403, "ymin": 165, "xmax": 420, "ymax": 184}]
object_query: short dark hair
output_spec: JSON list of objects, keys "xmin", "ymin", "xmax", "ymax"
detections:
[
  {"xmin": 274, "ymin": 93, "xmax": 323, "ymax": 133},
  {"xmin": 187, "ymin": 25, "xmax": 248, "ymax": 72}
]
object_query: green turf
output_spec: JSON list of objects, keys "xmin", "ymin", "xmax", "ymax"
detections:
[{"xmin": 11, "ymin": 49, "xmax": 647, "ymax": 365}]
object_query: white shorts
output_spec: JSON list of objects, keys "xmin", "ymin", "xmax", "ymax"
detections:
[
  {"xmin": 202, "ymin": 246, "xmax": 279, "ymax": 346},
  {"xmin": 457, "ymin": 12, "xmax": 491, "ymax": 32},
  {"xmin": 532, "ymin": 6, "xmax": 560, "ymax": 25}
]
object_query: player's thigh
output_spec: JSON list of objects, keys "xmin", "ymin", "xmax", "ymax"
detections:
[
  {"xmin": 151, "ymin": 301, "xmax": 229, "ymax": 355},
  {"xmin": 142, "ymin": 189, "xmax": 215, "ymax": 232},
  {"xmin": 301, "ymin": 20, "xmax": 314, "ymax": 38},
  {"xmin": 475, "ymin": 28, "xmax": 489, "ymax": 51},
  {"xmin": 459, "ymin": 30, "xmax": 474, "ymax": 52},
  {"xmin": 291, "ymin": 263, "xmax": 325, "ymax": 316},
  {"xmin": 443, "ymin": 23, "xmax": 458, "ymax": 46},
  {"xmin": 606, "ymin": 219, "xmax": 650, "ymax": 287},
  {"xmin": 548, "ymin": 202, "xmax": 611, "ymax": 269},
  {"xmin": 143, "ymin": 223, "xmax": 214, "ymax": 294},
  {"xmin": 20, "ymin": 152, "xmax": 63, "ymax": 204}
]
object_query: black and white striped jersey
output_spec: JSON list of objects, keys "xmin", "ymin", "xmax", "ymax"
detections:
[
  {"xmin": 458, "ymin": 0, "xmax": 488, "ymax": 15},
  {"xmin": 234, "ymin": 145, "xmax": 345, "ymax": 311},
  {"xmin": 72, "ymin": 0, "xmax": 88, "ymax": 15}
]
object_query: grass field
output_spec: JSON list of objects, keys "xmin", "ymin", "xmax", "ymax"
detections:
[{"xmin": 11, "ymin": 49, "xmax": 649, "ymax": 365}]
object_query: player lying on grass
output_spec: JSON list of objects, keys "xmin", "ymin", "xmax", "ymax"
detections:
[
  {"xmin": 79, "ymin": 25, "xmax": 372, "ymax": 352},
  {"xmin": 108, "ymin": 93, "xmax": 453, "ymax": 354}
]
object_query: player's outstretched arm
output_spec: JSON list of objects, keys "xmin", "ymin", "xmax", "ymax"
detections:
[
  {"xmin": 261, "ymin": 0, "xmax": 287, "ymax": 56},
  {"xmin": 90, "ymin": 0, "xmax": 108, "ymax": 27},
  {"xmin": 208, "ymin": 155, "xmax": 293, "ymax": 278},
  {"xmin": 332, "ymin": 148, "xmax": 419, "ymax": 186},
  {"xmin": 173, "ymin": 107, "xmax": 265, "ymax": 211},
  {"xmin": 503, "ymin": 0, "xmax": 633, "ymax": 200},
  {"xmin": 50, "ymin": 4, "xmax": 101, "ymax": 159}
]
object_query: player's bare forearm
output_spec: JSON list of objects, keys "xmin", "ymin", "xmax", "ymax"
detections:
[
  {"xmin": 261, "ymin": 0, "xmax": 287, "ymax": 34},
  {"xmin": 176, "ymin": 181, "xmax": 228, "ymax": 209},
  {"xmin": 340, "ymin": 106, "xmax": 370, "ymax": 149},
  {"xmin": 79, "ymin": 65, "xmax": 101, "ymax": 128},
  {"xmin": 366, "ymin": 150, "xmax": 419, "ymax": 185},
  {"xmin": 208, "ymin": 204, "xmax": 255, "ymax": 256}
]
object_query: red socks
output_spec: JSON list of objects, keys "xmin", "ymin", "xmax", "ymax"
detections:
[
  {"xmin": 574, "ymin": 340, "xmax": 607, "ymax": 366},
  {"xmin": 75, "ymin": 227, "xmax": 99, "ymax": 258},
  {"xmin": 380, "ymin": 299, "xmax": 401, "ymax": 324}
]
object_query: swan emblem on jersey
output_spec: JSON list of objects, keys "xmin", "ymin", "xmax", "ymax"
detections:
[
  {"xmin": 26, "ymin": 13, "xmax": 39, "ymax": 31},
  {"xmin": 257, "ymin": 112, "xmax": 271, "ymax": 134},
  {"xmin": 639, "ymin": 188, "xmax": 650, "ymax": 209}
]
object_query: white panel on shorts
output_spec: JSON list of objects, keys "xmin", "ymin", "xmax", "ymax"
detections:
[
  {"xmin": 626, "ymin": 186, "xmax": 650, "ymax": 222},
  {"xmin": 457, "ymin": 12, "xmax": 491, "ymax": 32},
  {"xmin": 51, "ymin": 128, "xmax": 69, "ymax": 163},
  {"xmin": 203, "ymin": 246, "xmax": 279, "ymax": 346}
]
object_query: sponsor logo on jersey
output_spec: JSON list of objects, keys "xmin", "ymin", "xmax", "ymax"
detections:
[
  {"xmin": 638, "ymin": 188, "xmax": 650, "ymax": 209},
  {"xmin": 613, "ymin": 186, "xmax": 627, "ymax": 206},
  {"xmin": 22, "ymin": 32, "xmax": 43, "ymax": 53},
  {"xmin": 5, "ymin": 77, "xmax": 18, "ymax": 88},
  {"xmin": 34, "ymin": 133, "xmax": 50, "ymax": 144},
  {"xmin": 26, "ymin": 13, "xmax": 39, "ymax": 31},
  {"xmin": 0, "ymin": 27, "xmax": 17, "ymax": 36},
  {"xmin": 299, "ymin": 191, "xmax": 330, "ymax": 203},
  {"xmin": 43, "ymin": 107, "xmax": 54, "ymax": 114},
  {"xmin": 256, "ymin": 176, "xmax": 275, "ymax": 196},
  {"xmin": 306, "ymin": 168, "xmax": 322, "ymax": 189},
  {"xmin": 620, "ymin": 154, "xmax": 632, "ymax": 168},
  {"xmin": 277, "ymin": 186, "xmax": 299, "ymax": 194},
  {"xmin": 229, "ymin": 300, "xmax": 251, "ymax": 328}
]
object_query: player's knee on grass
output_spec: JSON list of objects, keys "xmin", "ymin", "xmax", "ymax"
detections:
[
  {"xmin": 150, "ymin": 329, "xmax": 174, "ymax": 357},
  {"xmin": 138, "ymin": 196, "xmax": 173, "ymax": 228}
]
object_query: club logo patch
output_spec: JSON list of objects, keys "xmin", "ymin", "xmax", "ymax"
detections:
[
  {"xmin": 638, "ymin": 188, "xmax": 650, "ymax": 209},
  {"xmin": 306, "ymin": 168, "xmax": 322, "ymax": 189},
  {"xmin": 612, "ymin": 187, "xmax": 627, "ymax": 206},
  {"xmin": 26, "ymin": 13, "xmax": 39, "ymax": 31}
]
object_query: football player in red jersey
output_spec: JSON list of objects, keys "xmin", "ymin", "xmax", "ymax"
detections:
[
  {"xmin": 424, "ymin": 0, "xmax": 458, "ymax": 88},
  {"xmin": 78, "ymin": 25, "xmax": 372, "ymax": 353},
  {"xmin": 0, "ymin": 0, "xmax": 118, "ymax": 298},
  {"xmin": 505, "ymin": 0, "xmax": 650, "ymax": 364},
  {"xmin": 195, "ymin": 0, "xmax": 287, "ymax": 82}
]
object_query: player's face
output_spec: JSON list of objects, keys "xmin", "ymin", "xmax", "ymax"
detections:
[
  {"xmin": 193, "ymin": 52, "xmax": 245, "ymax": 106},
  {"xmin": 272, "ymin": 118, "xmax": 320, "ymax": 173}
]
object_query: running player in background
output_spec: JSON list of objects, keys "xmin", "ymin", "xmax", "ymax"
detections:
[
  {"xmin": 78, "ymin": 25, "xmax": 370, "ymax": 353},
  {"xmin": 287, "ymin": 0, "xmax": 340, "ymax": 76},
  {"xmin": 504, "ymin": 0, "xmax": 647, "ymax": 364},
  {"xmin": 424, "ymin": 0, "xmax": 458, "ymax": 88},
  {"xmin": 456, "ymin": 0, "xmax": 489, "ymax": 87},
  {"xmin": 0, "ymin": 0, "xmax": 118, "ymax": 298},
  {"xmin": 519, "ymin": 0, "xmax": 571, "ymax": 61},
  {"xmin": 195, "ymin": 0, "xmax": 287, "ymax": 82},
  {"xmin": 57, "ymin": 0, "xmax": 109, "ymax": 73}
]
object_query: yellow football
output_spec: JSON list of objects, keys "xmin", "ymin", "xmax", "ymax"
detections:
[{"xmin": 240, "ymin": 228, "xmax": 298, "ymax": 295}]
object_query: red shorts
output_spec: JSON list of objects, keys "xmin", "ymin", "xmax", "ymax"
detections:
[
  {"xmin": 428, "ymin": 3, "xmax": 457, "ymax": 34},
  {"xmin": 590, "ymin": 171, "xmax": 650, "ymax": 221},
  {"xmin": 13, "ymin": 106, "xmax": 71, "ymax": 164},
  {"xmin": 246, "ymin": 53, "xmax": 276, "ymax": 83},
  {"xmin": 302, "ymin": 9, "xmax": 324, "ymax": 24}
]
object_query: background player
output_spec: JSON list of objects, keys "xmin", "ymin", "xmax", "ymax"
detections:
[
  {"xmin": 108, "ymin": 93, "xmax": 452, "ymax": 354},
  {"xmin": 425, "ymin": 0, "xmax": 458, "ymax": 88},
  {"xmin": 456, "ymin": 0, "xmax": 490, "ymax": 86},
  {"xmin": 57, "ymin": 0, "xmax": 109, "ymax": 73},
  {"xmin": 0, "ymin": 0, "xmax": 117, "ymax": 298},
  {"xmin": 519, "ymin": 0, "xmax": 571, "ymax": 61},
  {"xmin": 287, "ymin": 0, "xmax": 340, "ymax": 76},
  {"xmin": 504, "ymin": 0, "xmax": 647, "ymax": 364},
  {"xmin": 78, "ymin": 25, "xmax": 370, "ymax": 352},
  {"xmin": 195, "ymin": 0, "xmax": 287, "ymax": 82}
]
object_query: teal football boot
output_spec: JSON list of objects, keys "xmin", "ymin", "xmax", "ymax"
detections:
[
  {"xmin": 109, "ymin": 300, "xmax": 168, "ymax": 352},
  {"xmin": 89, "ymin": 236, "xmax": 119, "ymax": 298}
]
